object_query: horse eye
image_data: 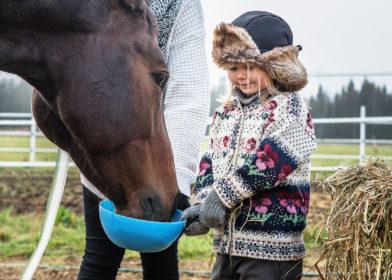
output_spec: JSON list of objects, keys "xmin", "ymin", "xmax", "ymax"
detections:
[{"xmin": 151, "ymin": 72, "xmax": 169, "ymax": 89}]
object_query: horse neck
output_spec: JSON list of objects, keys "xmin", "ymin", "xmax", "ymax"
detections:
[
  {"xmin": 0, "ymin": 29, "xmax": 48, "ymax": 91},
  {"xmin": 0, "ymin": 1, "xmax": 109, "ymax": 31},
  {"xmin": 0, "ymin": 0, "xmax": 108, "ymax": 94}
]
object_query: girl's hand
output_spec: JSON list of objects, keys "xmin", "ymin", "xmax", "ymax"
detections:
[
  {"xmin": 199, "ymin": 190, "xmax": 227, "ymax": 229},
  {"xmin": 181, "ymin": 204, "xmax": 209, "ymax": 236}
]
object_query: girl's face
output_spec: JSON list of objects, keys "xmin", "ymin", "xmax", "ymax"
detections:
[{"xmin": 228, "ymin": 64, "xmax": 268, "ymax": 96}]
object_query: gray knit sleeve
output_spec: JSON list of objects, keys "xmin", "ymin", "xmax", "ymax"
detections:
[{"xmin": 163, "ymin": 0, "xmax": 210, "ymax": 196}]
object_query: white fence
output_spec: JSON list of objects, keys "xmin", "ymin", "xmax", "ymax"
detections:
[{"xmin": 1, "ymin": 106, "xmax": 392, "ymax": 171}]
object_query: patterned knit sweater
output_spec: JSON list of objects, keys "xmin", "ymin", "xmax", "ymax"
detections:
[
  {"xmin": 81, "ymin": 0, "xmax": 210, "ymax": 198},
  {"xmin": 192, "ymin": 89, "xmax": 317, "ymax": 261}
]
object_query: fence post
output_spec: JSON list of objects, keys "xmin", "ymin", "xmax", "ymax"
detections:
[
  {"xmin": 29, "ymin": 115, "xmax": 37, "ymax": 162},
  {"xmin": 359, "ymin": 106, "xmax": 366, "ymax": 162}
]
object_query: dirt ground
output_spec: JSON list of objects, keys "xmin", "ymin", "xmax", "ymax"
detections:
[
  {"xmin": 0, "ymin": 256, "xmax": 212, "ymax": 280},
  {"xmin": 0, "ymin": 169, "xmax": 330, "ymax": 279},
  {"xmin": 0, "ymin": 169, "xmax": 84, "ymax": 214},
  {"xmin": 0, "ymin": 268, "xmax": 210, "ymax": 280},
  {"xmin": 0, "ymin": 258, "xmax": 323, "ymax": 280},
  {"xmin": 0, "ymin": 262, "xmax": 211, "ymax": 280}
]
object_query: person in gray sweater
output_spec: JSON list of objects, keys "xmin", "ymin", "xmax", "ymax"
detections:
[{"xmin": 78, "ymin": 0, "xmax": 210, "ymax": 279}]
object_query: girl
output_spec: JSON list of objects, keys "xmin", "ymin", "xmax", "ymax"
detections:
[{"xmin": 183, "ymin": 11, "xmax": 316, "ymax": 280}]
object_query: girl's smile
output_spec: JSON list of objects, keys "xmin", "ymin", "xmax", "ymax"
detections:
[{"xmin": 228, "ymin": 64, "xmax": 268, "ymax": 96}]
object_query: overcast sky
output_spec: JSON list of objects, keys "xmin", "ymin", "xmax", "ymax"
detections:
[
  {"xmin": 201, "ymin": 0, "xmax": 392, "ymax": 99},
  {"xmin": 1, "ymin": 0, "xmax": 391, "ymax": 100}
]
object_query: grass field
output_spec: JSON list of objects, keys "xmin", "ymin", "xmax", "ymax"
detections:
[
  {"xmin": 0, "ymin": 206, "xmax": 215, "ymax": 261},
  {"xmin": 0, "ymin": 207, "xmax": 324, "ymax": 262},
  {"xmin": 1, "ymin": 136, "xmax": 392, "ymax": 163},
  {"xmin": 0, "ymin": 136, "xmax": 56, "ymax": 162}
]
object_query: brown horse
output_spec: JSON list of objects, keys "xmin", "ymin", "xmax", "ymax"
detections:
[{"xmin": 0, "ymin": 0, "xmax": 180, "ymax": 221}]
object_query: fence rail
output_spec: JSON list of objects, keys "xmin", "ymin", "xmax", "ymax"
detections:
[{"xmin": 1, "ymin": 106, "xmax": 391, "ymax": 170}]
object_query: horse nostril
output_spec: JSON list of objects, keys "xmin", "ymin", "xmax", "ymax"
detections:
[
  {"xmin": 140, "ymin": 195, "xmax": 164, "ymax": 221},
  {"xmin": 148, "ymin": 198, "xmax": 155, "ymax": 212}
]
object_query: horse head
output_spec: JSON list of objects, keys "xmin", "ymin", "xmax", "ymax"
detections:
[{"xmin": 0, "ymin": 0, "xmax": 181, "ymax": 221}]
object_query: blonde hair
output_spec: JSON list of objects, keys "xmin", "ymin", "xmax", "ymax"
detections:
[{"xmin": 223, "ymin": 63, "xmax": 283, "ymax": 107}]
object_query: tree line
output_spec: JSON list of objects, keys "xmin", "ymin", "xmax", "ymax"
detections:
[
  {"xmin": 1, "ymin": 76, "xmax": 391, "ymax": 139},
  {"xmin": 309, "ymin": 79, "xmax": 392, "ymax": 139}
]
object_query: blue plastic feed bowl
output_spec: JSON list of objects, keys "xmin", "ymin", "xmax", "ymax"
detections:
[{"xmin": 99, "ymin": 200, "xmax": 185, "ymax": 253}]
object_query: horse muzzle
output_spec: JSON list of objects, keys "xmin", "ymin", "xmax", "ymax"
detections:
[{"xmin": 139, "ymin": 194, "xmax": 165, "ymax": 221}]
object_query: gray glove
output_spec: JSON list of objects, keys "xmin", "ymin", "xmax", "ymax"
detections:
[
  {"xmin": 181, "ymin": 204, "xmax": 209, "ymax": 236},
  {"xmin": 199, "ymin": 190, "xmax": 227, "ymax": 229}
]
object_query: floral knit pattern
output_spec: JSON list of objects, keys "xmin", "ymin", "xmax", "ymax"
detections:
[{"xmin": 192, "ymin": 92, "xmax": 316, "ymax": 261}]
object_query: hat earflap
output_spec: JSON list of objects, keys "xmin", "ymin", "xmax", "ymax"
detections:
[{"xmin": 257, "ymin": 46, "xmax": 308, "ymax": 92}]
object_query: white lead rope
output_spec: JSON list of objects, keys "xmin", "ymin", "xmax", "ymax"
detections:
[{"xmin": 21, "ymin": 149, "xmax": 69, "ymax": 280}]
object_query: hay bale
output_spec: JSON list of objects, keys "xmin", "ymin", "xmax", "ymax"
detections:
[{"xmin": 317, "ymin": 159, "xmax": 392, "ymax": 280}]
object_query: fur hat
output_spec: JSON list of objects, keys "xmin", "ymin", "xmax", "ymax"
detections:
[{"xmin": 212, "ymin": 11, "xmax": 308, "ymax": 92}]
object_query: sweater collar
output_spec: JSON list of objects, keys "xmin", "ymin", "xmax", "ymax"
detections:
[{"xmin": 233, "ymin": 87, "xmax": 269, "ymax": 105}]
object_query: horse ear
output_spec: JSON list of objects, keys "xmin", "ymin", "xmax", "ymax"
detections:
[{"xmin": 122, "ymin": 0, "xmax": 146, "ymax": 12}]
